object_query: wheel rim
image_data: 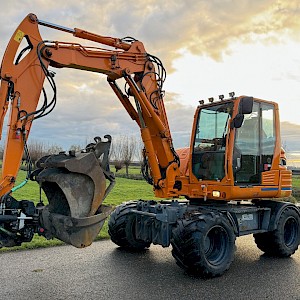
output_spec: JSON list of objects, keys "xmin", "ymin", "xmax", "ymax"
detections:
[
  {"xmin": 204, "ymin": 225, "xmax": 229, "ymax": 266},
  {"xmin": 284, "ymin": 216, "xmax": 299, "ymax": 248}
]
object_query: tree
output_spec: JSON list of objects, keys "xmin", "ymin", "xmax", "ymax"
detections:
[
  {"xmin": 110, "ymin": 135, "xmax": 137, "ymax": 175},
  {"xmin": 26, "ymin": 140, "xmax": 47, "ymax": 164},
  {"xmin": 22, "ymin": 142, "xmax": 63, "ymax": 167},
  {"xmin": 47, "ymin": 144, "xmax": 64, "ymax": 155},
  {"xmin": 0, "ymin": 144, "xmax": 4, "ymax": 160},
  {"xmin": 69, "ymin": 144, "xmax": 82, "ymax": 153},
  {"xmin": 136, "ymin": 136, "xmax": 144, "ymax": 167},
  {"xmin": 122, "ymin": 135, "xmax": 136, "ymax": 177},
  {"xmin": 110, "ymin": 137, "xmax": 124, "ymax": 172}
]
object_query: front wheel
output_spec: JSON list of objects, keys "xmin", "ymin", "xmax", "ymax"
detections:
[
  {"xmin": 108, "ymin": 201, "xmax": 151, "ymax": 251},
  {"xmin": 254, "ymin": 207, "xmax": 300, "ymax": 257},
  {"xmin": 171, "ymin": 212, "xmax": 236, "ymax": 278}
]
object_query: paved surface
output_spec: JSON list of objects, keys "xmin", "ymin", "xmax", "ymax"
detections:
[{"xmin": 1, "ymin": 236, "xmax": 300, "ymax": 300}]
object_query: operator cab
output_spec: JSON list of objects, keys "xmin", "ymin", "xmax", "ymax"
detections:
[{"xmin": 192, "ymin": 96, "xmax": 277, "ymax": 186}]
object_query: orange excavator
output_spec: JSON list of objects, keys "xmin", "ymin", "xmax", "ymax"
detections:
[{"xmin": 0, "ymin": 14, "xmax": 299, "ymax": 277}]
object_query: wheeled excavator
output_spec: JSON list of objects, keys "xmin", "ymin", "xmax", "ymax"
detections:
[{"xmin": 0, "ymin": 14, "xmax": 299, "ymax": 278}]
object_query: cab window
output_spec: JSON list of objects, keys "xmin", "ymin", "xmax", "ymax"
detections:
[{"xmin": 192, "ymin": 101, "xmax": 233, "ymax": 181}]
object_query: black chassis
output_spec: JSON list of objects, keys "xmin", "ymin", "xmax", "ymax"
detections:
[{"xmin": 128, "ymin": 199, "xmax": 300, "ymax": 247}]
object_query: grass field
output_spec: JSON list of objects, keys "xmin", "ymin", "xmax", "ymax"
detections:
[
  {"xmin": 113, "ymin": 164, "xmax": 142, "ymax": 175},
  {"xmin": 293, "ymin": 175, "xmax": 300, "ymax": 187},
  {"xmin": 1, "ymin": 170, "xmax": 300, "ymax": 252}
]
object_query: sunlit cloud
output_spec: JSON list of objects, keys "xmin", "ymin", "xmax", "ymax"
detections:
[
  {"xmin": 2, "ymin": 1, "xmax": 300, "ymax": 69},
  {"xmin": 0, "ymin": 1, "xmax": 299, "ymax": 150}
]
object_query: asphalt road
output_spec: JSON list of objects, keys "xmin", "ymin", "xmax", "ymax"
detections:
[{"xmin": 1, "ymin": 236, "xmax": 300, "ymax": 300}]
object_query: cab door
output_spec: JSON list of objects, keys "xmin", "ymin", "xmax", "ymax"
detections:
[
  {"xmin": 192, "ymin": 101, "xmax": 234, "ymax": 181},
  {"xmin": 233, "ymin": 101, "xmax": 276, "ymax": 185}
]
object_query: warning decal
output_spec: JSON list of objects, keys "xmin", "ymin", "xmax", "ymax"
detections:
[{"xmin": 14, "ymin": 30, "xmax": 25, "ymax": 43}]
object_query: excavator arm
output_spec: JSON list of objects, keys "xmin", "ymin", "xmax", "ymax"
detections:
[
  {"xmin": 0, "ymin": 13, "xmax": 180, "ymax": 196},
  {"xmin": 0, "ymin": 14, "xmax": 180, "ymax": 248}
]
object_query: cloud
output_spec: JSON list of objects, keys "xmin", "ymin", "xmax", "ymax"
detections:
[
  {"xmin": 29, "ymin": 71, "xmax": 139, "ymax": 148},
  {"xmin": 163, "ymin": 92, "xmax": 194, "ymax": 147},
  {"xmin": 101, "ymin": 0, "xmax": 300, "ymax": 70},
  {"xmin": 29, "ymin": 76, "xmax": 195, "ymax": 149},
  {"xmin": 2, "ymin": 1, "xmax": 300, "ymax": 69},
  {"xmin": 1, "ymin": 1, "xmax": 300, "ymax": 150}
]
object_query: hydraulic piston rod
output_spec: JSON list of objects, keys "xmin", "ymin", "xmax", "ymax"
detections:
[
  {"xmin": 34, "ymin": 14, "xmax": 131, "ymax": 50},
  {"xmin": 37, "ymin": 18, "xmax": 75, "ymax": 34}
]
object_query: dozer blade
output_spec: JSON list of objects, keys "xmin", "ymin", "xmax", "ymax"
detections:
[{"xmin": 32, "ymin": 136, "xmax": 115, "ymax": 248}]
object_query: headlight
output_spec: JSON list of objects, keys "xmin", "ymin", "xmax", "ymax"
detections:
[{"xmin": 212, "ymin": 191, "xmax": 221, "ymax": 197}]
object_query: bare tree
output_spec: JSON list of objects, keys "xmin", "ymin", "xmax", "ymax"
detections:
[
  {"xmin": 0, "ymin": 144, "xmax": 4, "ymax": 160},
  {"xmin": 69, "ymin": 144, "xmax": 82, "ymax": 153},
  {"xmin": 23, "ymin": 142, "xmax": 63, "ymax": 166},
  {"xmin": 136, "ymin": 136, "xmax": 144, "ymax": 166},
  {"xmin": 26, "ymin": 140, "xmax": 47, "ymax": 164},
  {"xmin": 47, "ymin": 144, "xmax": 64, "ymax": 155},
  {"xmin": 110, "ymin": 137, "xmax": 124, "ymax": 172},
  {"xmin": 122, "ymin": 135, "xmax": 136, "ymax": 177},
  {"xmin": 109, "ymin": 135, "xmax": 137, "ymax": 175}
]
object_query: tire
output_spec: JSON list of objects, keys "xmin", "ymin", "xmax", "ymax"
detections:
[
  {"xmin": 171, "ymin": 212, "xmax": 236, "ymax": 278},
  {"xmin": 108, "ymin": 201, "xmax": 151, "ymax": 251},
  {"xmin": 254, "ymin": 207, "xmax": 300, "ymax": 257}
]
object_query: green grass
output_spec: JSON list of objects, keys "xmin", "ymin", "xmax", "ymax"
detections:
[
  {"xmin": 114, "ymin": 165, "xmax": 142, "ymax": 175},
  {"xmin": 292, "ymin": 175, "xmax": 300, "ymax": 203},
  {"xmin": 13, "ymin": 171, "xmax": 48, "ymax": 204},
  {"xmin": 293, "ymin": 175, "xmax": 300, "ymax": 188}
]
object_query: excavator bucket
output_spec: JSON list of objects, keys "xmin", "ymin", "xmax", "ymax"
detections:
[{"xmin": 32, "ymin": 136, "xmax": 115, "ymax": 248}]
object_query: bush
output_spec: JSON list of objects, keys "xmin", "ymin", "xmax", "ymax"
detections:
[
  {"xmin": 292, "ymin": 188, "xmax": 300, "ymax": 202},
  {"xmin": 114, "ymin": 173, "xmax": 144, "ymax": 180}
]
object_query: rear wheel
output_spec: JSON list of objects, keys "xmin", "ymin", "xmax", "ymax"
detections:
[
  {"xmin": 171, "ymin": 212, "xmax": 236, "ymax": 278},
  {"xmin": 108, "ymin": 201, "xmax": 151, "ymax": 251},
  {"xmin": 254, "ymin": 207, "xmax": 300, "ymax": 257}
]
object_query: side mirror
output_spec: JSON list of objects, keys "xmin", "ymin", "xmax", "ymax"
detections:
[
  {"xmin": 232, "ymin": 113, "xmax": 244, "ymax": 128},
  {"xmin": 240, "ymin": 96, "xmax": 253, "ymax": 114},
  {"xmin": 231, "ymin": 96, "xmax": 253, "ymax": 128}
]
